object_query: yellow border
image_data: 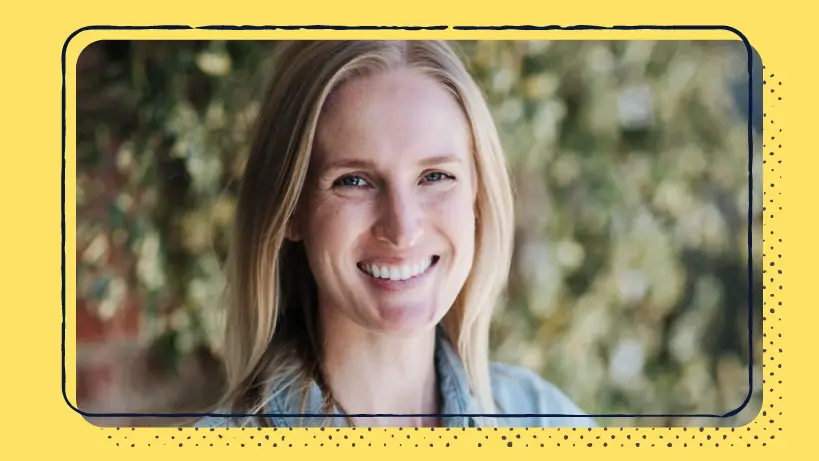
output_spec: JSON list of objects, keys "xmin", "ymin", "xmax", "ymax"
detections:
[{"xmin": 0, "ymin": 0, "xmax": 804, "ymax": 458}]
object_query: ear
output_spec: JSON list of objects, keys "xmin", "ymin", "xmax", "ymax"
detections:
[{"xmin": 285, "ymin": 219, "xmax": 302, "ymax": 242}]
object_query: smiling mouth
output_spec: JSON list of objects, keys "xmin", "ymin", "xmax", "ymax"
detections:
[{"xmin": 357, "ymin": 256, "xmax": 440, "ymax": 281}]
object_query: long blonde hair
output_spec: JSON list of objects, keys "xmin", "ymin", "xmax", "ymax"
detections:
[{"xmin": 214, "ymin": 40, "xmax": 515, "ymax": 426}]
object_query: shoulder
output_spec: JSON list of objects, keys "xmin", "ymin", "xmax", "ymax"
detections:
[
  {"xmin": 192, "ymin": 410, "xmax": 260, "ymax": 428},
  {"xmin": 193, "ymin": 415, "xmax": 240, "ymax": 428},
  {"xmin": 489, "ymin": 362, "xmax": 597, "ymax": 428}
]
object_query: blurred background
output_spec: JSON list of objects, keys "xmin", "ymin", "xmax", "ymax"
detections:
[{"xmin": 75, "ymin": 40, "xmax": 764, "ymax": 427}]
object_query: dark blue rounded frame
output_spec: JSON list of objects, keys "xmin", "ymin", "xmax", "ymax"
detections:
[{"xmin": 62, "ymin": 24, "xmax": 759, "ymax": 422}]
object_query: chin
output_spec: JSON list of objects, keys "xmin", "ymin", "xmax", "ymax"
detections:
[{"xmin": 368, "ymin": 302, "xmax": 444, "ymax": 337}]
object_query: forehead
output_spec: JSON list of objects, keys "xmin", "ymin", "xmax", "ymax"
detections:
[{"xmin": 313, "ymin": 69, "xmax": 473, "ymax": 167}]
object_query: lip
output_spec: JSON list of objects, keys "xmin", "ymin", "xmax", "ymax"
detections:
[
  {"xmin": 357, "ymin": 255, "xmax": 440, "ymax": 292},
  {"xmin": 358, "ymin": 255, "xmax": 432, "ymax": 265}
]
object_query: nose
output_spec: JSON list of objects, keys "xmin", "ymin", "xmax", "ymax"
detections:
[{"xmin": 373, "ymin": 186, "xmax": 424, "ymax": 249}]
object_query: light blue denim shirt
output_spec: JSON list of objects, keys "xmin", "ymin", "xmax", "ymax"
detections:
[{"xmin": 196, "ymin": 327, "xmax": 596, "ymax": 428}]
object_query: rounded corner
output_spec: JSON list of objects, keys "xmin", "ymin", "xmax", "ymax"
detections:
[
  {"xmin": 62, "ymin": 391, "xmax": 101, "ymax": 428},
  {"xmin": 718, "ymin": 25, "xmax": 752, "ymax": 48},
  {"xmin": 61, "ymin": 383, "xmax": 86, "ymax": 415},
  {"xmin": 728, "ymin": 397, "xmax": 764, "ymax": 429},
  {"xmin": 721, "ymin": 382, "xmax": 763, "ymax": 427},
  {"xmin": 63, "ymin": 26, "xmax": 101, "ymax": 64},
  {"xmin": 75, "ymin": 38, "xmax": 108, "ymax": 69}
]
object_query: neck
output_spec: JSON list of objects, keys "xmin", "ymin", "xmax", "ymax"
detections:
[{"xmin": 318, "ymin": 306, "xmax": 441, "ymax": 427}]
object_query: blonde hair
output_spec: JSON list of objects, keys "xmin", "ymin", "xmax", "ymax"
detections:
[{"xmin": 213, "ymin": 40, "xmax": 515, "ymax": 426}]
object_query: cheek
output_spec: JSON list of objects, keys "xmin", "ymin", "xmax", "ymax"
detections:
[
  {"xmin": 301, "ymin": 195, "xmax": 373, "ymax": 255},
  {"xmin": 426, "ymin": 186, "xmax": 476, "ymax": 247}
]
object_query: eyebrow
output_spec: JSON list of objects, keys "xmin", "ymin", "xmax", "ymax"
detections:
[{"xmin": 319, "ymin": 154, "xmax": 463, "ymax": 173}]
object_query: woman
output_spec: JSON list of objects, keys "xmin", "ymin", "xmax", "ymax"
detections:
[{"xmin": 197, "ymin": 40, "xmax": 595, "ymax": 428}]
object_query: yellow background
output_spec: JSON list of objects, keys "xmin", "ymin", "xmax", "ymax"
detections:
[{"xmin": 0, "ymin": 0, "xmax": 808, "ymax": 458}]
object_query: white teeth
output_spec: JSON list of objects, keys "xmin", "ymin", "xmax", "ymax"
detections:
[{"xmin": 360, "ymin": 258, "xmax": 435, "ymax": 281}]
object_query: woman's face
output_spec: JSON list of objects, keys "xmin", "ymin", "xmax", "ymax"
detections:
[{"xmin": 292, "ymin": 68, "xmax": 477, "ymax": 336}]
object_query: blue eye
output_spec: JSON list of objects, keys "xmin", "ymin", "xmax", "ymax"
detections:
[
  {"xmin": 422, "ymin": 171, "xmax": 454, "ymax": 183},
  {"xmin": 334, "ymin": 175, "xmax": 370, "ymax": 188}
]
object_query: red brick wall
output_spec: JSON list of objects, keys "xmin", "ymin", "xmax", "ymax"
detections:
[{"xmin": 76, "ymin": 293, "xmax": 142, "ymax": 416}]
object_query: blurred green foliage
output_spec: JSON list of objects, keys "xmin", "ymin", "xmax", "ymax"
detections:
[{"xmin": 76, "ymin": 40, "xmax": 763, "ymax": 426}]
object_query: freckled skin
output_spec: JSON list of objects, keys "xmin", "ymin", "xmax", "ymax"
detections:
[{"xmin": 292, "ymin": 69, "xmax": 477, "ymax": 335}]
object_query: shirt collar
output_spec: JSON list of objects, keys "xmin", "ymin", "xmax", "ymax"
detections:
[{"xmin": 266, "ymin": 325, "xmax": 482, "ymax": 427}]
